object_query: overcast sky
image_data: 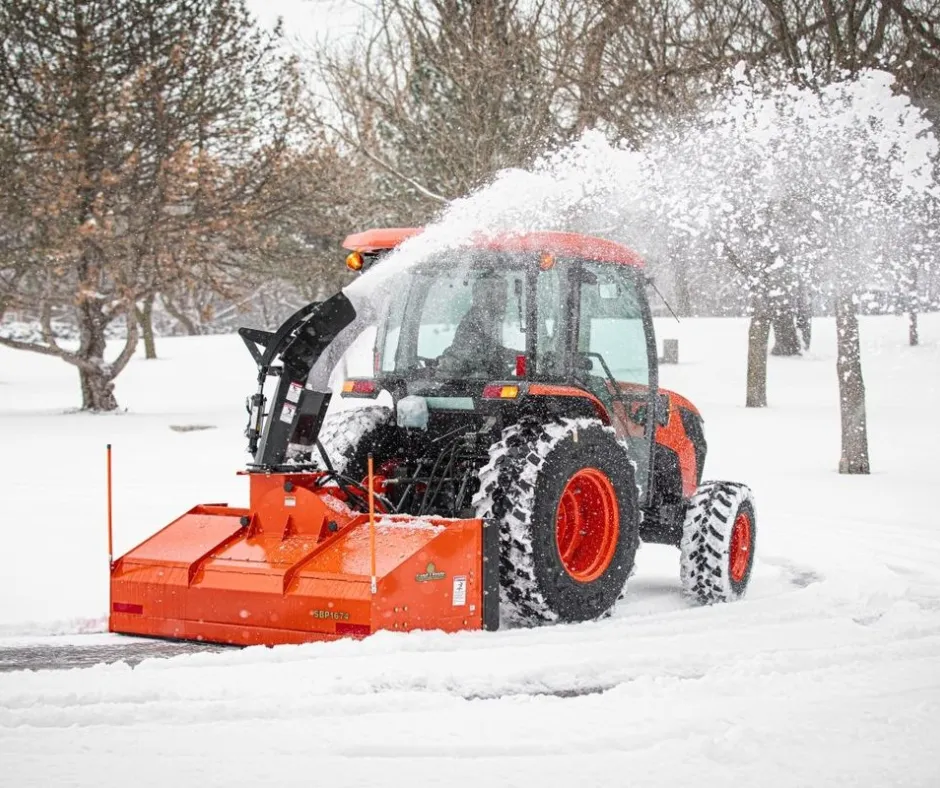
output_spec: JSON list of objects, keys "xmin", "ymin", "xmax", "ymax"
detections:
[{"xmin": 245, "ymin": 0, "xmax": 363, "ymax": 43}]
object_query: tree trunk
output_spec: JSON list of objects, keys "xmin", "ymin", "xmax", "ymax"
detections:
[
  {"xmin": 907, "ymin": 262, "xmax": 919, "ymax": 347},
  {"xmin": 673, "ymin": 254, "xmax": 693, "ymax": 317},
  {"xmin": 835, "ymin": 293, "xmax": 870, "ymax": 474},
  {"xmin": 746, "ymin": 316, "xmax": 771, "ymax": 407},
  {"xmin": 162, "ymin": 294, "xmax": 200, "ymax": 335},
  {"xmin": 74, "ymin": 287, "xmax": 136, "ymax": 411},
  {"xmin": 770, "ymin": 311, "xmax": 802, "ymax": 355},
  {"xmin": 79, "ymin": 364, "xmax": 118, "ymax": 411},
  {"xmin": 136, "ymin": 294, "xmax": 157, "ymax": 359},
  {"xmin": 796, "ymin": 309, "xmax": 812, "ymax": 351}
]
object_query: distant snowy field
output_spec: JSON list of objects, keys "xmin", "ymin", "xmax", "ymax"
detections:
[{"xmin": 1, "ymin": 315, "xmax": 938, "ymax": 787}]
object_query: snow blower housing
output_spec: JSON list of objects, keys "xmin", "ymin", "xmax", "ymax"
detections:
[{"xmin": 110, "ymin": 229, "xmax": 756, "ymax": 646}]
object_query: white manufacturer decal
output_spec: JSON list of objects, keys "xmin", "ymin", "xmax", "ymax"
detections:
[{"xmin": 452, "ymin": 576, "xmax": 467, "ymax": 606}]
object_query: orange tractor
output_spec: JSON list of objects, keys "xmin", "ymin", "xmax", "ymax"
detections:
[{"xmin": 110, "ymin": 229, "xmax": 756, "ymax": 646}]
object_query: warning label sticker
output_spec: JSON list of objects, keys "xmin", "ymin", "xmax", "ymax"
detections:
[
  {"xmin": 286, "ymin": 381, "xmax": 304, "ymax": 403},
  {"xmin": 452, "ymin": 576, "xmax": 467, "ymax": 606},
  {"xmin": 280, "ymin": 403, "xmax": 296, "ymax": 424}
]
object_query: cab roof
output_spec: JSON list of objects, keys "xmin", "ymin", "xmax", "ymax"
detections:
[{"xmin": 342, "ymin": 227, "xmax": 644, "ymax": 268}]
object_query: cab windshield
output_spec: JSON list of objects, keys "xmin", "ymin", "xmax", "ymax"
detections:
[
  {"xmin": 375, "ymin": 251, "xmax": 650, "ymax": 390},
  {"xmin": 378, "ymin": 255, "xmax": 529, "ymax": 380}
]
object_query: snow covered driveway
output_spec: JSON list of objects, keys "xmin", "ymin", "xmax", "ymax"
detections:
[
  {"xmin": 1, "ymin": 315, "xmax": 938, "ymax": 786},
  {"xmin": 2, "ymin": 586, "xmax": 937, "ymax": 786}
]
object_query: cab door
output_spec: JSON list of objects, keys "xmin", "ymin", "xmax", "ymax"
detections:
[{"xmin": 569, "ymin": 260, "xmax": 657, "ymax": 502}]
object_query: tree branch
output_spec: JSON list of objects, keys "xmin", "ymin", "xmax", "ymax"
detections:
[{"xmin": 325, "ymin": 121, "xmax": 449, "ymax": 203}]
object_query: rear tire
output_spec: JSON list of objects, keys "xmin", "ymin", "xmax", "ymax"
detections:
[
  {"xmin": 680, "ymin": 481, "xmax": 756, "ymax": 604},
  {"xmin": 474, "ymin": 418, "xmax": 640, "ymax": 626},
  {"xmin": 314, "ymin": 406, "xmax": 395, "ymax": 476}
]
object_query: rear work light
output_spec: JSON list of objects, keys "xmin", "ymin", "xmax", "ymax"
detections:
[
  {"xmin": 482, "ymin": 384, "xmax": 519, "ymax": 399},
  {"xmin": 341, "ymin": 379, "xmax": 379, "ymax": 398}
]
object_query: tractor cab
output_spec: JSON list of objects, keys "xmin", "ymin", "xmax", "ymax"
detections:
[{"xmin": 341, "ymin": 234, "xmax": 659, "ymax": 503}]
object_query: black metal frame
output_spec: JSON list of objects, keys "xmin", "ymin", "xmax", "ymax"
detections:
[{"xmin": 238, "ymin": 292, "xmax": 357, "ymax": 469}]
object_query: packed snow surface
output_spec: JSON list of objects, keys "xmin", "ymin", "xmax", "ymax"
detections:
[{"xmin": 1, "ymin": 315, "xmax": 939, "ymax": 787}]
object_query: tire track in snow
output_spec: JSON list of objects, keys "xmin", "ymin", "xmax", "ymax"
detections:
[{"xmin": 2, "ymin": 611, "xmax": 937, "ymax": 730}]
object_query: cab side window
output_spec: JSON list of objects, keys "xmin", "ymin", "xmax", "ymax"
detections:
[
  {"xmin": 535, "ymin": 264, "xmax": 563, "ymax": 377},
  {"xmin": 577, "ymin": 263, "xmax": 649, "ymax": 387}
]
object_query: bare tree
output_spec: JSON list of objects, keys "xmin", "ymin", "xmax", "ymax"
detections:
[
  {"xmin": 548, "ymin": 0, "xmax": 767, "ymax": 143},
  {"xmin": 307, "ymin": 0, "xmax": 567, "ymax": 218}
]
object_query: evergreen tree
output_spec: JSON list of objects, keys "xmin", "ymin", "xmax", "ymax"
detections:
[{"xmin": 0, "ymin": 0, "xmax": 299, "ymax": 409}]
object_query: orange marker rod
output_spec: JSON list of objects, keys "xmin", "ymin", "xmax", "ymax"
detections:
[
  {"xmin": 107, "ymin": 443, "xmax": 114, "ymax": 570},
  {"xmin": 368, "ymin": 453, "xmax": 377, "ymax": 594}
]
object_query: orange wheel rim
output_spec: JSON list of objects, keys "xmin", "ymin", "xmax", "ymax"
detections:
[
  {"xmin": 729, "ymin": 512, "xmax": 752, "ymax": 583},
  {"xmin": 554, "ymin": 468, "xmax": 619, "ymax": 582}
]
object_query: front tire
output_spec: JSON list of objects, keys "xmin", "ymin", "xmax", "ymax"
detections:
[
  {"xmin": 474, "ymin": 418, "xmax": 640, "ymax": 625},
  {"xmin": 680, "ymin": 481, "xmax": 756, "ymax": 604}
]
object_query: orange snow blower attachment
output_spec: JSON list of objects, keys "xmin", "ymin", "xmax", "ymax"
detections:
[
  {"xmin": 109, "ymin": 291, "xmax": 498, "ymax": 646},
  {"xmin": 110, "ymin": 472, "xmax": 488, "ymax": 646}
]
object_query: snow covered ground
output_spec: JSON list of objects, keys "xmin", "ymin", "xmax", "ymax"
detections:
[{"xmin": 1, "ymin": 314, "xmax": 938, "ymax": 787}]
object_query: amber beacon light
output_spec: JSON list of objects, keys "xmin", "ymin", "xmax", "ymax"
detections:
[{"xmin": 346, "ymin": 250, "xmax": 364, "ymax": 271}]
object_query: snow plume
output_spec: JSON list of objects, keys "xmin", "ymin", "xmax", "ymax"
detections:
[{"xmin": 347, "ymin": 67, "xmax": 938, "ymax": 310}]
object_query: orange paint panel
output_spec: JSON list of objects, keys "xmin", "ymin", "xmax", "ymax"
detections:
[
  {"xmin": 371, "ymin": 519, "xmax": 483, "ymax": 634},
  {"xmin": 248, "ymin": 477, "xmax": 335, "ymax": 538},
  {"xmin": 608, "ymin": 382, "xmax": 700, "ymax": 497},
  {"xmin": 301, "ymin": 520, "xmax": 447, "ymax": 576},
  {"xmin": 110, "ymin": 616, "xmax": 358, "ymax": 646},
  {"xmin": 654, "ymin": 391, "xmax": 699, "ymax": 498},
  {"xmin": 119, "ymin": 510, "xmax": 246, "ymax": 564},
  {"xmin": 110, "ymin": 472, "xmax": 485, "ymax": 647},
  {"xmin": 658, "ymin": 386, "xmax": 701, "ymax": 417},
  {"xmin": 342, "ymin": 227, "xmax": 422, "ymax": 252},
  {"xmin": 528, "ymin": 384, "xmax": 610, "ymax": 423},
  {"xmin": 211, "ymin": 535, "xmax": 322, "ymax": 566},
  {"xmin": 341, "ymin": 227, "xmax": 644, "ymax": 267}
]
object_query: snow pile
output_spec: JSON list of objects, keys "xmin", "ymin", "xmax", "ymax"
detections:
[{"xmin": 375, "ymin": 516, "xmax": 444, "ymax": 533}]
